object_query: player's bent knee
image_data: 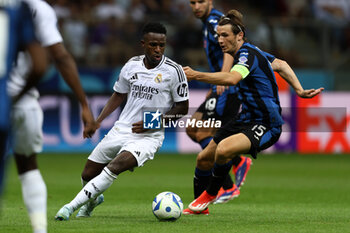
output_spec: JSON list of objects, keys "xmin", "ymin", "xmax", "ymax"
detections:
[
  {"xmin": 215, "ymin": 144, "xmax": 231, "ymax": 160},
  {"xmin": 107, "ymin": 152, "xmax": 137, "ymax": 175},
  {"xmin": 81, "ymin": 160, "xmax": 106, "ymax": 181},
  {"xmin": 186, "ymin": 126, "xmax": 197, "ymax": 141},
  {"xmin": 196, "ymin": 153, "xmax": 214, "ymax": 170},
  {"xmin": 81, "ymin": 169, "xmax": 96, "ymax": 182}
]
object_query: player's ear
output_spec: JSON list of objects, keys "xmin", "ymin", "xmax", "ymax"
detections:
[
  {"xmin": 141, "ymin": 39, "xmax": 145, "ymax": 48},
  {"xmin": 237, "ymin": 31, "xmax": 244, "ymax": 41}
]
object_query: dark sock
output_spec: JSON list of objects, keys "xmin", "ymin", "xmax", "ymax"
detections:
[
  {"xmin": 232, "ymin": 155, "xmax": 242, "ymax": 167},
  {"xmin": 199, "ymin": 137, "xmax": 212, "ymax": 149},
  {"xmin": 194, "ymin": 168, "xmax": 211, "ymax": 198},
  {"xmin": 222, "ymin": 174, "xmax": 234, "ymax": 190},
  {"xmin": 207, "ymin": 161, "xmax": 233, "ymax": 196}
]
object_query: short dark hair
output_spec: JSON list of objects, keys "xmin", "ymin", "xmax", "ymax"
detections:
[{"xmin": 142, "ymin": 22, "xmax": 167, "ymax": 36}]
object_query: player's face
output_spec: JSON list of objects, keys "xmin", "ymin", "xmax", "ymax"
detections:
[
  {"xmin": 217, "ymin": 24, "xmax": 243, "ymax": 55},
  {"xmin": 142, "ymin": 32, "xmax": 166, "ymax": 69},
  {"xmin": 189, "ymin": 0, "xmax": 212, "ymax": 20}
]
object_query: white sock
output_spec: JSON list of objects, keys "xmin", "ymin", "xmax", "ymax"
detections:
[
  {"xmin": 81, "ymin": 177, "xmax": 102, "ymax": 203},
  {"xmin": 19, "ymin": 169, "xmax": 47, "ymax": 233},
  {"xmin": 68, "ymin": 167, "xmax": 117, "ymax": 211}
]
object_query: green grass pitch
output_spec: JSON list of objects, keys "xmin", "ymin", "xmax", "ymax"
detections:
[{"xmin": 1, "ymin": 153, "xmax": 350, "ymax": 233}]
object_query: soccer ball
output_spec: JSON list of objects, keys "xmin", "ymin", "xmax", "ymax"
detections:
[{"xmin": 152, "ymin": 191, "xmax": 183, "ymax": 221}]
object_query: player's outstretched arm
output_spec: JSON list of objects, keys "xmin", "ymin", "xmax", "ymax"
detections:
[
  {"xmin": 46, "ymin": 43, "xmax": 96, "ymax": 138},
  {"xmin": 271, "ymin": 58, "xmax": 324, "ymax": 98},
  {"xmin": 216, "ymin": 53, "xmax": 234, "ymax": 95},
  {"xmin": 184, "ymin": 66, "xmax": 241, "ymax": 86},
  {"xmin": 163, "ymin": 100, "xmax": 189, "ymax": 122}
]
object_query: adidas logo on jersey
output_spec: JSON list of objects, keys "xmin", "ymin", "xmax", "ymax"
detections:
[
  {"xmin": 130, "ymin": 74, "xmax": 138, "ymax": 82},
  {"xmin": 134, "ymin": 151, "xmax": 141, "ymax": 156}
]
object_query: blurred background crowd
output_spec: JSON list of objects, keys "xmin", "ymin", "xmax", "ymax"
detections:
[{"xmin": 47, "ymin": 0, "xmax": 350, "ymax": 90}]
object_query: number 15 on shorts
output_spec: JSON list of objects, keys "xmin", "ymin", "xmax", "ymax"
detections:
[{"xmin": 251, "ymin": 124, "xmax": 267, "ymax": 141}]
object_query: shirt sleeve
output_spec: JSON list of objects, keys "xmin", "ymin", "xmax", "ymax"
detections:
[
  {"xmin": 233, "ymin": 48, "xmax": 256, "ymax": 78},
  {"xmin": 263, "ymin": 51, "xmax": 276, "ymax": 63},
  {"xmin": 170, "ymin": 65, "xmax": 189, "ymax": 103},
  {"xmin": 32, "ymin": 1, "xmax": 63, "ymax": 47},
  {"xmin": 113, "ymin": 65, "xmax": 130, "ymax": 93},
  {"xmin": 231, "ymin": 64, "xmax": 250, "ymax": 79}
]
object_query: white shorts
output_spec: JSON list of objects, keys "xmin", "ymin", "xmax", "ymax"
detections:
[
  {"xmin": 88, "ymin": 127, "xmax": 164, "ymax": 167},
  {"xmin": 11, "ymin": 101, "xmax": 43, "ymax": 156}
]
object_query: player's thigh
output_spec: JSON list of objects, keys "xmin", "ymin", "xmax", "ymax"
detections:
[
  {"xmin": 196, "ymin": 126, "xmax": 217, "ymax": 141},
  {"xmin": 120, "ymin": 136, "xmax": 163, "ymax": 168},
  {"xmin": 11, "ymin": 105, "xmax": 43, "ymax": 156},
  {"xmin": 216, "ymin": 133, "xmax": 251, "ymax": 163},
  {"xmin": 88, "ymin": 128, "xmax": 124, "ymax": 164},
  {"xmin": 186, "ymin": 111, "xmax": 203, "ymax": 132}
]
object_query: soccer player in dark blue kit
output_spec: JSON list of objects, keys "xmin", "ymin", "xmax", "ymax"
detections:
[
  {"xmin": 0, "ymin": 0, "xmax": 46, "ymax": 199},
  {"xmin": 184, "ymin": 9, "xmax": 324, "ymax": 213},
  {"xmin": 184, "ymin": 0, "xmax": 251, "ymax": 215}
]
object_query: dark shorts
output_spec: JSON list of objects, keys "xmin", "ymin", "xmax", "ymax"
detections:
[
  {"xmin": 213, "ymin": 120, "xmax": 282, "ymax": 159},
  {"xmin": 197, "ymin": 91, "xmax": 240, "ymax": 125}
]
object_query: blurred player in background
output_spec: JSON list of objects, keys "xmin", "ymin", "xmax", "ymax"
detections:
[
  {"xmin": 183, "ymin": 0, "xmax": 252, "ymax": 215},
  {"xmin": 55, "ymin": 22, "xmax": 189, "ymax": 221},
  {"xmin": 7, "ymin": 0, "xmax": 96, "ymax": 232},
  {"xmin": 0, "ymin": 0, "xmax": 46, "ymax": 200},
  {"xmin": 185, "ymin": 9, "xmax": 324, "ymax": 213}
]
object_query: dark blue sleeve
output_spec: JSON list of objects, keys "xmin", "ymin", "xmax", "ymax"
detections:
[
  {"xmin": 234, "ymin": 48, "xmax": 257, "ymax": 74},
  {"xmin": 263, "ymin": 51, "xmax": 275, "ymax": 63},
  {"xmin": 18, "ymin": 2, "xmax": 36, "ymax": 47}
]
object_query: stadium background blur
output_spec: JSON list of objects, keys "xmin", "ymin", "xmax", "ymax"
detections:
[{"xmin": 38, "ymin": 0, "xmax": 350, "ymax": 153}]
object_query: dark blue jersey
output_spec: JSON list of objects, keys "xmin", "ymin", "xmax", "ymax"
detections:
[
  {"xmin": 234, "ymin": 42, "xmax": 284, "ymax": 127},
  {"xmin": 0, "ymin": 0, "xmax": 36, "ymax": 130},
  {"xmin": 202, "ymin": 8, "xmax": 236, "ymax": 94}
]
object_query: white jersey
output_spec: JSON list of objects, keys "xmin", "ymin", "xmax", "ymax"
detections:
[
  {"xmin": 7, "ymin": 0, "xmax": 63, "ymax": 107},
  {"xmin": 113, "ymin": 55, "xmax": 189, "ymax": 136}
]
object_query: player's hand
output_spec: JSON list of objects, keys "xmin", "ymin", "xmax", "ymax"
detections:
[
  {"xmin": 296, "ymin": 87, "xmax": 324, "ymax": 98},
  {"xmin": 216, "ymin": 85, "xmax": 228, "ymax": 95},
  {"xmin": 132, "ymin": 121, "xmax": 149, "ymax": 133},
  {"xmin": 81, "ymin": 106, "xmax": 98, "ymax": 138},
  {"xmin": 183, "ymin": 66, "xmax": 197, "ymax": 81}
]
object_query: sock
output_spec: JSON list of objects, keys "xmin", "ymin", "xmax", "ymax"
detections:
[
  {"xmin": 68, "ymin": 167, "xmax": 117, "ymax": 211},
  {"xmin": 207, "ymin": 161, "xmax": 233, "ymax": 196},
  {"xmin": 222, "ymin": 174, "xmax": 234, "ymax": 190},
  {"xmin": 199, "ymin": 137, "xmax": 212, "ymax": 149},
  {"xmin": 81, "ymin": 177, "xmax": 102, "ymax": 203},
  {"xmin": 193, "ymin": 168, "xmax": 211, "ymax": 198},
  {"xmin": 19, "ymin": 169, "xmax": 47, "ymax": 233},
  {"xmin": 232, "ymin": 155, "xmax": 242, "ymax": 167}
]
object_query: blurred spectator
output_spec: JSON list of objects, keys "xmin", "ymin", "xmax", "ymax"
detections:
[
  {"xmin": 47, "ymin": 0, "xmax": 349, "ymax": 72},
  {"xmin": 286, "ymin": 0, "xmax": 313, "ymax": 18},
  {"xmin": 94, "ymin": 0, "xmax": 126, "ymax": 20},
  {"xmin": 128, "ymin": 0, "xmax": 147, "ymax": 22},
  {"xmin": 61, "ymin": 3, "xmax": 88, "ymax": 63},
  {"xmin": 313, "ymin": 0, "xmax": 350, "ymax": 25},
  {"xmin": 312, "ymin": 0, "xmax": 350, "ymax": 51},
  {"xmin": 52, "ymin": 0, "xmax": 70, "ymax": 19}
]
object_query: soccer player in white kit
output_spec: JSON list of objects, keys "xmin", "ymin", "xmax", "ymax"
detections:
[
  {"xmin": 55, "ymin": 22, "xmax": 189, "ymax": 221},
  {"xmin": 8, "ymin": 1, "xmax": 96, "ymax": 232}
]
